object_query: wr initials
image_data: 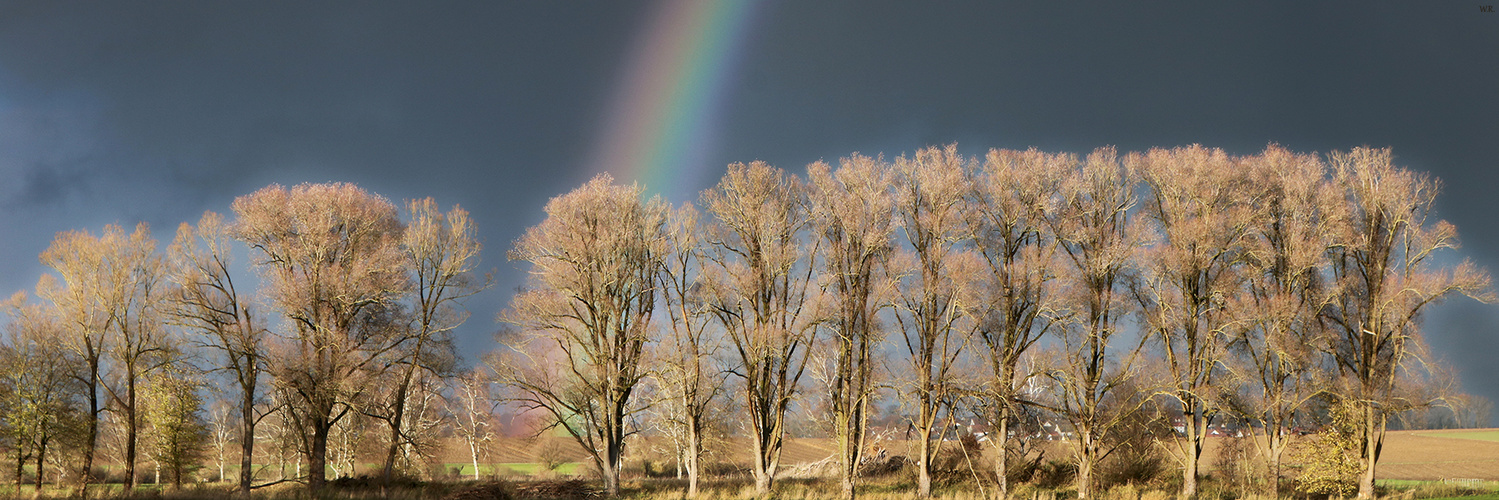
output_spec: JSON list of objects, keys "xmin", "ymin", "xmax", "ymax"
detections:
[{"xmin": 1482, "ymin": 5, "xmax": 1495, "ymax": 12}]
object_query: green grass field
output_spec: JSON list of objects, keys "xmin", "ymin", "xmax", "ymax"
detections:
[
  {"xmin": 1378, "ymin": 478, "xmax": 1499, "ymax": 500},
  {"xmin": 1417, "ymin": 430, "xmax": 1499, "ymax": 442},
  {"xmin": 1382, "ymin": 479, "xmax": 1499, "ymax": 488}
]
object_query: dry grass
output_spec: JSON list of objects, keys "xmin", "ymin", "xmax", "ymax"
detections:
[
  {"xmin": 11, "ymin": 429, "xmax": 1496, "ymax": 500},
  {"xmin": 608, "ymin": 477, "xmax": 983, "ymax": 500}
]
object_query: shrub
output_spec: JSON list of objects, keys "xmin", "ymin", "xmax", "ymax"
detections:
[
  {"xmin": 1214, "ymin": 436, "xmax": 1265, "ymax": 497},
  {"xmin": 534, "ymin": 441, "xmax": 570, "ymax": 472},
  {"xmin": 1099, "ymin": 453, "xmax": 1165, "ymax": 491},
  {"xmin": 858, "ymin": 454, "xmax": 908, "ymax": 478},
  {"xmin": 1291, "ymin": 401, "xmax": 1361, "ymax": 498},
  {"xmin": 1035, "ymin": 459, "xmax": 1078, "ymax": 490},
  {"xmin": 932, "ymin": 434, "xmax": 985, "ymax": 473}
]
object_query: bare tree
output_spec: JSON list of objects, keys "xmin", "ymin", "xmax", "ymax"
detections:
[
  {"xmin": 891, "ymin": 145, "xmax": 979, "ymax": 497},
  {"xmin": 807, "ymin": 154, "xmax": 897, "ymax": 500},
  {"xmin": 204, "ymin": 398, "xmax": 234, "ymax": 484},
  {"xmin": 1229, "ymin": 146, "xmax": 1338, "ymax": 498},
  {"xmin": 496, "ymin": 174, "xmax": 666, "ymax": 496},
  {"xmin": 1320, "ymin": 147, "xmax": 1492, "ymax": 500},
  {"xmin": 1038, "ymin": 148, "xmax": 1146, "ymax": 500},
  {"xmin": 328, "ymin": 406, "xmax": 369, "ymax": 479},
  {"xmin": 965, "ymin": 148, "xmax": 1067, "ymax": 500},
  {"xmin": 1131, "ymin": 146, "xmax": 1258, "ymax": 499},
  {"xmin": 699, "ymin": 162, "xmax": 818, "ymax": 494},
  {"xmin": 232, "ymin": 182, "xmax": 410, "ymax": 493},
  {"xmin": 449, "ymin": 369, "xmax": 499, "ymax": 481},
  {"xmin": 653, "ymin": 202, "xmax": 724, "ymax": 498},
  {"xmin": 259, "ymin": 391, "xmax": 305, "ymax": 482},
  {"xmin": 169, "ymin": 211, "xmax": 268, "ymax": 496},
  {"xmin": 100, "ymin": 225, "xmax": 175, "ymax": 493},
  {"xmin": 38, "ymin": 223, "xmax": 171, "ymax": 493},
  {"xmin": 1452, "ymin": 395, "xmax": 1493, "ymax": 429},
  {"xmin": 386, "ymin": 370, "xmax": 449, "ymax": 476},
  {"xmin": 37, "ymin": 229, "xmax": 110, "ymax": 493},
  {"xmin": 376, "ymin": 198, "xmax": 487, "ymax": 487}
]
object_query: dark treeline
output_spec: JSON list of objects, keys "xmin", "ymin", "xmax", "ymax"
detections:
[{"xmin": 0, "ymin": 144, "xmax": 1490, "ymax": 500}]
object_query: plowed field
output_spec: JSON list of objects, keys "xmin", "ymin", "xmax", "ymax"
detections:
[{"xmin": 1376, "ymin": 430, "xmax": 1499, "ymax": 480}]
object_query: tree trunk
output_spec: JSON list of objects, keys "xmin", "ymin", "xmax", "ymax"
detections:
[
  {"xmin": 606, "ymin": 424, "xmax": 624, "ymax": 497},
  {"xmin": 469, "ymin": 441, "xmax": 481, "ymax": 481},
  {"xmin": 919, "ymin": 436, "xmax": 933, "ymax": 497},
  {"xmin": 80, "ymin": 355, "xmax": 99, "ymax": 495},
  {"xmin": 842, "ymin": 404, "xmax": 862, "ymax": 500},
  {"xmin": 686, "ymin": 417, "xmax": 701, "ymax": 498},
  {"xmin": 308, "ymin": 419, "xmax": 331, "ymax": 494},
  {"xmin": 125, "ymin": 366, "xmax": 138, "ymax": 492},
  {"xmin": 1355, "ymin": 410, "xmax": 1383, "ymax": 500},
  {"xmin": 602, "ymin": 455, "xmax": 620, "ymax": 497},
  {"xmin": 918, "ymin": 388, "xmax": 934, "ymax": 497},
  {"xmin": 382, "ymin": 390, "xmax": 406, "ymax": 494},
  {"xmin": 383, "ymin": 364, "xmax": 416, "ymax": 488},
  {"xmin": 37, "ymin": 435, "xmax": 48, "ymax": 493},
  {"xmin": 16, "ymin": 443, "xmax": 24, "ymax": 491},
  {"xmin": 751, "ymin": 428, "xmax": 777, "ymax": 495},
  {"xmin": 996, "ymin": 416, "xmax": 1010, "ymax": 500},
  {"xmin": 384, "ymin": 329, "xmax": 431, "ymax": 497},
  {"xmin": 837, "ymin": 386, "xmax": 866, "ymax": 500},
  {"xmin": 1182, "ymin": 407, "xmax": 1203, "ymax": 499},
  {"xmin": 1269, "ymin": 443, "xmax": 1283, "ymax": 500},
  {"xmin": 1077, "ymin": 431, "xmax": 1096, "ymax": 500},
  {"xmin": 1182, "ymin": 443, "xmax": 1200, "ymax": 500},
  {"xmin": 754, "ymin": 466, "xmax": 772, "ymax": 494}
]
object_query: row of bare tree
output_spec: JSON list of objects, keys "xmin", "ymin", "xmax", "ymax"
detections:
[
  {"xmin": 493, "ymin": 144, "xmax": 1490, "ymax": 500},
  {"xmin": 0, "ymin": 144, "xmax": 1487, "ymax": 500},
  {"xmin": 0, "ymin": 183, "xmax": 491, "ymax": 496}
]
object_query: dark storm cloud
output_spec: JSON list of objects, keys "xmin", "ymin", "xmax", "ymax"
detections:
[
  {"xmin": 7, "ymin": 164, "xmax": 83, "ymax": 210},
  {"xmin": 0, "ymin": 1, "xmax": 649, "ymax": 350},
  {"xmin": 721, "ymin": 1, "xmax": 1499, "ymax": 407},
  {"xmin": 1, "ymin": 1, "xmax": 1496, "ymax": 413},
  {"xmin": 725, "ymin": 2, "xmax": 1498, "ymax": 163}
]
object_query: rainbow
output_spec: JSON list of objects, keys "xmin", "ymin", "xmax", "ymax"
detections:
[{"xmin": 586, "ymin": 0, "xmax": 760, "ymax": 201}]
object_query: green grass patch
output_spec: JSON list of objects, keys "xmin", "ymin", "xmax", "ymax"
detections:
[
  {"xmin": 1379, "ymin": 478, "xmax": 1499, "ymax": 500},
  {"xmin": 1418, "ymin": 430, "xmax": 1499, "ymax": 442},
  {"xmin": 467, "ymin": 462, "xmax": 583, "ymax": 476},
  {"xmin": 1380, "ymin": 478, "xmax": 1499, "ymax": 489}
]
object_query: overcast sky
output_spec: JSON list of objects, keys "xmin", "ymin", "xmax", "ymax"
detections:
[{"xmin": 2, "ymin": 1, "xmax": 1497, "ymax": 417}]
